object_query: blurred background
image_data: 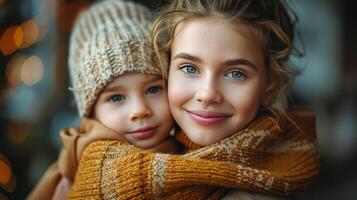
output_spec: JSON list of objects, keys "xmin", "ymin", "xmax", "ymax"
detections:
[{"xmin": 0, "ymin": 0, "xmax": 356, "ymax": 199}]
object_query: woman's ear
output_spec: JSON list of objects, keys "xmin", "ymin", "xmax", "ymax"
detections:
[{"xmin": 262, "ymin": 85, "xmax": 275, "ymax": 107}]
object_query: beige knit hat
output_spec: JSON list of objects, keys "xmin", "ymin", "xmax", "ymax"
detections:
[{"xmin": 68, "ymin": 0, "xmax": 161, "ymax": 117}]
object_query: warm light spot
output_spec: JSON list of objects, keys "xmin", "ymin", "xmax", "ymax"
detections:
[
  {"xmin": 0, "ymin": 160, "xmax": 11, "ymax": 185},
  {"xmin": 20, "ymin": 19, "xmax": 39, "ymax": 48},
  {"xmin": 5, "ymin": 54, "xmax": 27, "ymax": 87},
  {"xmin": 8, "ymin": 122, "xmax": 29, "ymax": 144},
  {"xmin": 13, "ymin": 26, "xmax": 23, "ymax": 47},
  {"xmin": 20, "ymin": 55, "xmax": 44, "ymax": 86},
  {"xmin": 0, "ymin": 0, "xmax": 5, "ymax": 6},
  {"xmin": 0, "ymin": 153, "xmax": 15, "ymax": 194},
  {"xmin": 0, "ymin": 26, "xmax": 18, "ymax": 56}
]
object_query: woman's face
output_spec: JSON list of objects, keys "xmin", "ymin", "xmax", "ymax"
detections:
[{"xmin": 168, "ymin": 18, "xmax": 269, "ymax": 146}]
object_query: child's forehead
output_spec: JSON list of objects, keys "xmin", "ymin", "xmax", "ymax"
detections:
[
  {"xmin": 104, "ymin": 72, "xmax": 164, "ymax": 90},
  {"xmin": 116, "ymin": 72, "xmax": 163, "ymax": 80}
]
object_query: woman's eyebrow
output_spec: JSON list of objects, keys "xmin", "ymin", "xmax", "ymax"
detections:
[
  {"xmin": 173, "ymin": 53, "xmax": 257, "ymax": 70},
  {"xmin": 223, "ymin": 59, "xmax": 257, "ymax": 69},
  {"xmin": 172, "ymin": 52, "xmax": 202, "ymax": 63}
]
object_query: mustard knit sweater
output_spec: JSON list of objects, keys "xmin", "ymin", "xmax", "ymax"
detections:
[{"xmin": 68, "ymin": 107, "xmax": 319, "ymax": 199}]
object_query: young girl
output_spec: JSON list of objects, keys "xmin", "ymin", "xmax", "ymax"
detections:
[
  {"xmin": 26, "ymin": 1, "xmax": 181, "ymax": 199},
  {"xmin": 67, "ymin": 0, "xmax": 319, "ymax": 199}
]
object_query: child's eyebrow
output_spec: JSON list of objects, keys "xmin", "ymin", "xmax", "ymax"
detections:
[
  {"xmin": 102, "ymin": 85, "xmax": 124, "ymax": 93},
  {"xmin": 143, "ymin": 75, "xmax": 164, "ymax": 83}
]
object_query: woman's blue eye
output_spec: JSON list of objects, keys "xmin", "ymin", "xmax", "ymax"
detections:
[
  {"xmin": 180, "ymin": 65, "xmax": 198, "ymax": 74},
  {"xmin": 110, "ymin": 95, "xmax": 125, "ymax": 102},
  {"xmin": 226, "ymin": 70, "xmax": 246, "ymax": 80},
  {"xmin": 146, "ymin": 86, "xmax": 162, "ymax": 94}
]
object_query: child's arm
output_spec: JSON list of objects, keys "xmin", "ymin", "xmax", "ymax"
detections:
[
  {"xmin": 26, "ymin": 162, "xmax": 61, "ymax": 200},
  {"xmin": 52, "ymin": 177, "xmax": 72, "ymax": 200}
]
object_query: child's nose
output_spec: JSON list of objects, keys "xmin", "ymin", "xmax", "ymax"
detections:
[{"xmin": 129, "ymin": 98, "xmax": 153, "ymax": 121}]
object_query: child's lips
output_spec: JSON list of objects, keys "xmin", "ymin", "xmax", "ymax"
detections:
[
  {"xmin": 128, "ymin": 126, "xmax": 158, "ymax": 139},
  {"xmin": 186, "ymin": 110, "xmax": 232, "ymax": 126}
]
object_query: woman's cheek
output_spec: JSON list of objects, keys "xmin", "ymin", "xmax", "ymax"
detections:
[{"xmin": 168, "ymin": 74, "xmax": 189, "ymax": 105}]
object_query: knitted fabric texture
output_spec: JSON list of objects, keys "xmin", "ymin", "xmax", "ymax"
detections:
[
  {"xmin": 26, "ymin": 118, "xmax": 181, "ymax": 200},
  {"xmin": 67, "ymin": 107, "xmax": 319, "ymax": 199},
  {"xmin": 68, "ymin": 0, "xmax": 161, "ymax": 117}
]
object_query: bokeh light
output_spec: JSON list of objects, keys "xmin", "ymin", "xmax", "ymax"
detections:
[
  {"xmin": 20, "ymin": 55, "xmax": 44, "ymax": 86},
  {"xmin": 8, "ymin": 122, "xmax": 29, "ymax": 144},
  {"xmin": 5, "ymin": 54, "xmax": 27, "ymax": 87},
  {"xmin": 0, "ymin": 26, "xmax": 18, "ymax": 56},
  {"xmin": 0, "ymin": 154, "xmax": 15, "ymax": 194},
  {"xmin": 13, "ymin": 26, "xmax": 23, "ymax": 48},
  {"xmin": 0, "ymin": 19, "xmax": 40, "ymax": 56},
  {"xmin": 0, "ymin": 158, "xmax": 11, "ymax": 185},
  {"xmin": 0, "ymin": 0, "xmax": 5, "ymax": 6},
  {"xmin": 20, "ymin": 19, "xmax": 39, "ymax": 48}
]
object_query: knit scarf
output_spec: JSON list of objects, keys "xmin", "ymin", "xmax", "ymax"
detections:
[
  {"xmin": 67, "ymin": 107, "xmax": 319, "ymax": 199},
  {"xmin": 168, "ymin": 107, "xmax": 319, "ymax": 198}
]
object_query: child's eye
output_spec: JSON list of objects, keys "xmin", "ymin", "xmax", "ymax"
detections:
[
  {"xmin": 179, "ymin": 64, "xmax": 199, "ymax": 74},
  {"xmin": 225, "ymin": 70, "xmax": 247, "ymax": 80},
  {"xmin": 146, "ymin": 86, "xmax": 162, "ymax": 94},
  {"xmin": 110, "ymin": 95, "xmax": 125, "ymax": 102}
]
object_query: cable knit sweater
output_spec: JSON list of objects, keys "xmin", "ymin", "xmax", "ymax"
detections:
[
  {"xmin": 68, "ymin": 107, "xmax": 319, "ymax": 199},
  {"xmin": 26, "ymin": 118, "xmax": 181, "ymax": 200}
]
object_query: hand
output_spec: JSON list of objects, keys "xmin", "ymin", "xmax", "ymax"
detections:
[{"xmin": 75, "ymin": 119, "xmax": 127, "ymax": 162}]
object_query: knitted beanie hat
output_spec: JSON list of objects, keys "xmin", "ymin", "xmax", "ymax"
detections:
[{"xmin": 68, "ymin": 0, "xmax": 161, "ymax": 117}]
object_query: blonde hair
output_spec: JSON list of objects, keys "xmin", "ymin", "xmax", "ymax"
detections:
[{"xmin": 152, "ymin": 0, "xmax": 300, "ymax": 121}]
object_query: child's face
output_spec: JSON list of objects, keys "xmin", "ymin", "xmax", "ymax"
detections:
[
  {"xmin": 168, "ymin": 18, "xmax": 269, "ymax": 146},
  {"xmin": 94, "ymin": 72, "xmax": 173, "ymax": 149}
]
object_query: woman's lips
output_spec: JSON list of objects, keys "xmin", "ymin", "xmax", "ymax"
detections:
[
  {"xmin": 128, "ymin": 126, "xmax": 158, "ymax": 140},
  {"xmin": 186, "ymin": 110, "xmax": 231, "ymax": 126}
]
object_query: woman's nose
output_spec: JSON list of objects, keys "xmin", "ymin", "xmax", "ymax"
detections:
[{"xmin": 194, "ymin": 77, "xmax": 223, "ymax": 105}]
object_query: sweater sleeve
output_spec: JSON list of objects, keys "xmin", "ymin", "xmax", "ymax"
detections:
[
  {"xmin": 114, "ymin": 152, "xmax": 318, "ymax": 199},
  {"xmin": 67, "ymin": 140, "xmax": 141, "ymax": 199},
  {"xmin": 68, "ymin": 143, "xmax": 317, "ymax": 199}
]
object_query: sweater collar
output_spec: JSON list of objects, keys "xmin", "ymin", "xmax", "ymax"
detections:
[{"xmin": 175, "ymin": 110, "xmax": 283, "ymax": 152}]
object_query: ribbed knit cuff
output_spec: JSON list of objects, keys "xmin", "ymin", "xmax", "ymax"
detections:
[
  {"xmin": 143, "ymin": 155, "xmax": 318, "ymax": 196},
  {"xmin": 67, "ymin": 141, "xmax": 114, "ymax": 199},
  {"xmin": 68, "ymin": 140, "xmax": 142, "ymax": 199}
]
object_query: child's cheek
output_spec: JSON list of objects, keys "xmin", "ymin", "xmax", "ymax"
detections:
[{"xmin": 99, "ymin": 108, "xmax": 127, "ymax": 134}]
